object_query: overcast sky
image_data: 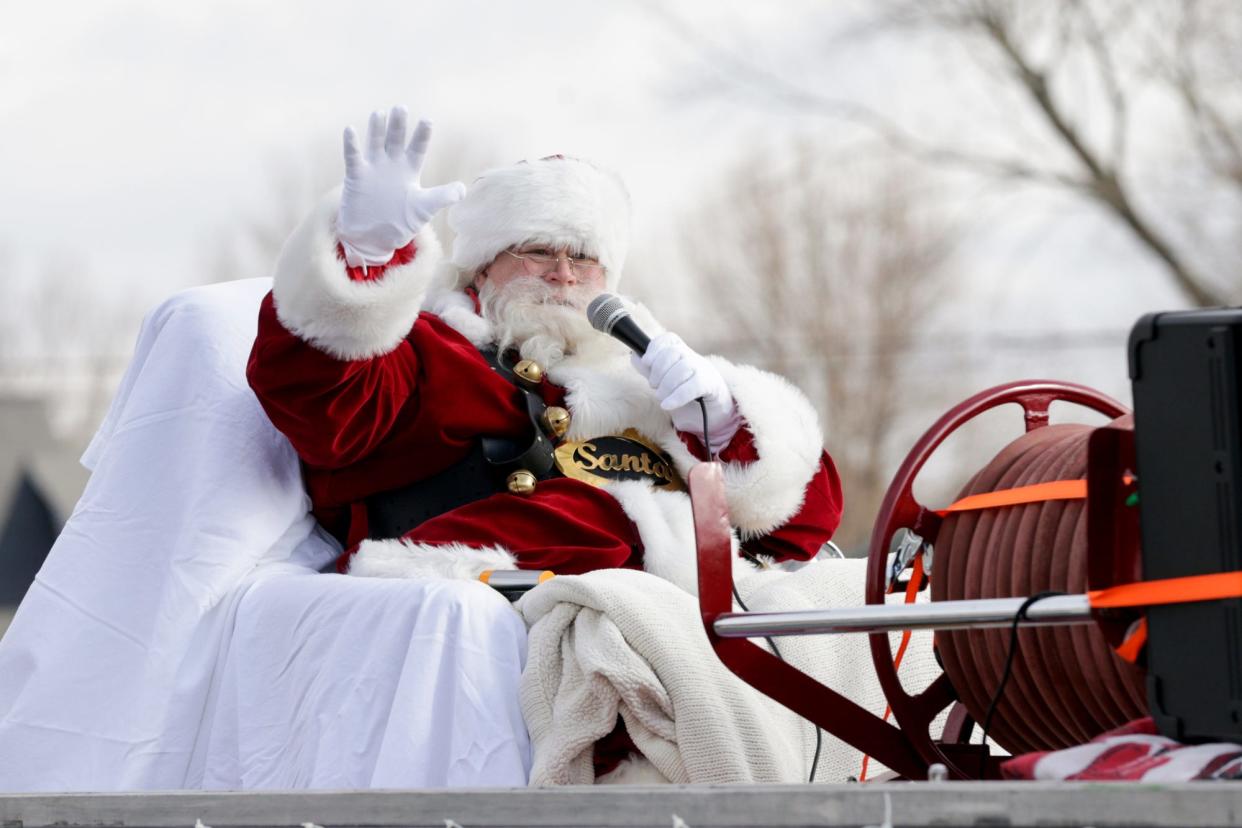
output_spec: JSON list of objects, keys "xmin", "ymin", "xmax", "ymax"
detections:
[
  {"xmin": 3, "ymin": 1, "xmax": 835, "ymax": 284},
  {"xmin": 2, "ymin": 0, "xmax": 1199, "ymax": 424}
]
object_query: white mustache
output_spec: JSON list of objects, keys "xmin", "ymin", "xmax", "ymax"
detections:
[{"xmin": 502, "ymin": 279, "xmax": 594, "ymax": 309}]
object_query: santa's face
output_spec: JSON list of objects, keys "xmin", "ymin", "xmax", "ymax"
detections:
[
  {"xmin": 474, "ymin": 246, "xmax": 611, "ymax": 366},
  {"xmin": 473, "ymin": 245, "xmax": 606, "ymax": 302}
]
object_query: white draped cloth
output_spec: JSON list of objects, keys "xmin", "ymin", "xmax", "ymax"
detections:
[{"xmin": 0, "ymin": 278, "xmax": 531, "ymax": 791}]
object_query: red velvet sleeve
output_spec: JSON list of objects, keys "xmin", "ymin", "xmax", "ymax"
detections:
[
  {"xmin": 680, "ymin": 427, "xmax": 844, "ymax": 563},
  {"xmin": 247, "ymin": 293, "xmax": 421, "ymax": 469},
  {"xmin": 246, "ymin": 242, "xmax": 424, "ymax": 470}
]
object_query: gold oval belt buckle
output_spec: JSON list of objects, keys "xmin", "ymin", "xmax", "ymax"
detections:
[{"xmin": 553, "ymin": 429, "xmax": 685, "ymax": 492}]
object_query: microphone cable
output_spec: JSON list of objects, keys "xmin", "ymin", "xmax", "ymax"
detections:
[
  {"xmin": 698, "ymin": 398, "xmax": 713, "ymax": 459},
  {"xmin": 730, "ymin": 582, "xmax": 824, "ymax": 783},
  {"xmin": 702, "ymin": 394, "xmax": 823, "ymax": 781}
]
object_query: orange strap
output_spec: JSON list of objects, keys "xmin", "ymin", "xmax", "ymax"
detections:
[
  {"xmin": 1088, "ymin": 570, "xmax": 1242, "ymax": 609},
  {"xmin": 1090, "ymin": 571, "xmax": 1242, "ymax": 663},
  {"xmin": 890, "ymin": 555, "xmax": 924, "ymax": 673},
  {"xmin": 1115, "ymin": 618, "xmax": 1148, "ymax": 663},
  {"xmin": 860, "ymin": 554, "xmax": 925, "ymax": 782},
  {"xmin": 935, "ymin": 479, "xmax": 1086, "ymax": 516}
]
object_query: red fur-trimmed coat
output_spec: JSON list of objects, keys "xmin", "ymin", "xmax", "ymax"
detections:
[{"xmin": 247, "ymin": 190, "xmax": 843, "ymax": 594}]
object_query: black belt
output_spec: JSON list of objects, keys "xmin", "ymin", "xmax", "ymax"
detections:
[
  {"xmin": 478, "ymin": 346, "xmax": 559, "ymax": 478},
  {"xmin": 364, "ymin": 348, "xmax": 561, "ymax": 540},
  {"xmin": 365, "ymin": 442, "xmax": 503, "ymax": 539}
]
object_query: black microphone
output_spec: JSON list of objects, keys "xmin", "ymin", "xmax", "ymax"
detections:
[
  {"xmin": 587, "ymin": 292, "xmax": 718, "ymax": 456},
  {"xmin": 586, "ymin": 293, "xmax": 651, "ymax": 355}
]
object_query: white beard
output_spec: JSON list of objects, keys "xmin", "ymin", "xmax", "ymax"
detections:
[{"xmin": 479, "ymin": 277, "xmax": 617, "ymax": 367}]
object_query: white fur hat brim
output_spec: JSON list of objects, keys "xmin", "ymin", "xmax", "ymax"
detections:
[{"xmin": 446, "ymin": 156, "xmax": 630, "ymax": 291}]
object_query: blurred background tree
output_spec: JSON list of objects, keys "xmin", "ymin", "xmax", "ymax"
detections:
[
  {"xmin": 674, "ymin": 143, "xmax": 957, "ymax": 549},
  {"xmin": 646, "ymin": 0, "xmax": 1242, "ymax": 308}
]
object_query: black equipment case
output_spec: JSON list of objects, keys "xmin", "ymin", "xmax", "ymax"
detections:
[{"xmin": 1130, "ymin": 309, "xmax": 1242, "ymax": 742}]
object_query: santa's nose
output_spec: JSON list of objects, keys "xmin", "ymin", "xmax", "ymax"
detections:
[{"xmin": 542, "ymin": 256, "xmax": 578, "ymax": 285}]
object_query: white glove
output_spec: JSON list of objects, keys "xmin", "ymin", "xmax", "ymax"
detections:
[
  {"xmin": 632, "ymin": 332, "xmax": 743, "ymax": 451},
  {"xmin": 336, "ymin": 106, "xmax": 467, "ymax": 267}
]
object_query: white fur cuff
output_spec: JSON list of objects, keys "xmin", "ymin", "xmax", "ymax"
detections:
[
  {"xmin": 272, "ymin": 187, "xmax": 443, "ymax": 360},
  {"xmin": 712, "ymin": 358, "xmax": 825, "ymax": 539},
  {"xmin": 446, "ymin": 157, "xmax": 630, "ymax": 292},
  {"xmin": 348, "ymin": 539, "xmax": 517, "ymax": 580}
]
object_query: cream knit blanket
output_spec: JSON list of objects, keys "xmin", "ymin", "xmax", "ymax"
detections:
[{"xmin": 517, "ymin": 558, "xmax": 942, "ymax": 785}]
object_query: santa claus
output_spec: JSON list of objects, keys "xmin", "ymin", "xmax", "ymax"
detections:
[{"xmin": 247, "ymin": 106, "xmax": 843, "ymax": 599}]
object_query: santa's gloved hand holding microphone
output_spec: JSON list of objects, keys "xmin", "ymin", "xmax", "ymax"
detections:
[
  {"xmin": 336, "ymin": 106, "xmax": 467, "ymax": 267},
  {"xmin": 588, "ymin": 295, "xmax": 742, "ymax": 455}
]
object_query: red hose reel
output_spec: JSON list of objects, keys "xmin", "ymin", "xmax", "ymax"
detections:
[{"xmin": 693, "ymin": 379, "xmax": 1146, "ymax": 780}]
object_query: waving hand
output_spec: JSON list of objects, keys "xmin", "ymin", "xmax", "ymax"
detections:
[{"xmin": 336, "ymin": 106, "xmax": 467, "ymax": 267}]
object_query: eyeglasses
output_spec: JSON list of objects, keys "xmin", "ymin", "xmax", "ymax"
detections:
[{"xmin": 501, "ymin": 248, "xmax": 606, "ymax": 279}]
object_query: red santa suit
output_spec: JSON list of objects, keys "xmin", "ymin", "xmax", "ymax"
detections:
[{"xmin": 247, "ymin": 185, "xmax": 842, "ymax": 595}]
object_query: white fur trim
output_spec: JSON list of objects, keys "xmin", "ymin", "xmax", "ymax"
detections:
[
  {"xmin": 711, "ymin": 359, "xmax": 825, "ymax": 538},
  {"xmin": 595, "ymin": 753, "xmax": 672, "ymax": 785},
  {"xmin": 551, "ymin": 358, "xmax": 672, "ymax": 444},
  {"xmin": 423, "ymin": 277, "xmax": 494, "ymax": 347},
  {"xmin": 607, "ymin": 480, "xmax": 748, "ymax": 597},
  {"xmin": 348, "ymin": 539, "xmax": 516, "ymax": 580},
  {"xmin": 272, "ymin": 187, "xmax": 443, "ymax": 360},
  {"xmin": 607, "ymin": 482, "xmax": 701, "ymax": 596},
  {"xmin": 549, "ymin": 343, "xmax": 825, "ymax": 541},
  {"xmin": 446, "ymin": 157, "xmax": 630, "ymax": 291}
]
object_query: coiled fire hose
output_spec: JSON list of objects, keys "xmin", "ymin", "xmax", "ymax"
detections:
[{"xmin": 932, "ymin": 421, "xmax": 1145, "ymax": 754}]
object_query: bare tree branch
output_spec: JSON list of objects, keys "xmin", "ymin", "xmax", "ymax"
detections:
[
  {"xmin": 639, "ymin": 0, "xmax": 1241, "ymax": 307},
  {"xmin": 1168, "ymin": 3, "xmax": 1242, "ymax": 188},
  {"xmin": 1077, "ymin": 1, "xmax": 1131, "ymax": 165},
  {"xmin": 971, "ymin": 2, "xmax": 1223, "ymax": 306},
  {"xmin": 634, "ymin": 0, "xmax": 1086, "ymax": 190}
]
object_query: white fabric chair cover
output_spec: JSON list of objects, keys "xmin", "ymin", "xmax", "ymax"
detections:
[{"xmin": 0, "ymin": 279, "xmax": 530, "ymax": 791}]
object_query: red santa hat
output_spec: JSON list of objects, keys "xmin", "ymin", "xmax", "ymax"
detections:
[{"xmin": 446, "ymin": 155, "xmax": 631, "ymax": 292}]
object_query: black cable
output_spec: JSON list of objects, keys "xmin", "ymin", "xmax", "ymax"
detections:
[
  {"xmin": 732, "ymin": 582, "xmax": 824, "ymax": 783},
  {"xmin": 698, "ymin": 398, "xmax": 712, "ymax": 458},
  {"xmin": 978, "ymin": 590, "xmax": 1065, "ymax": 776}
]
